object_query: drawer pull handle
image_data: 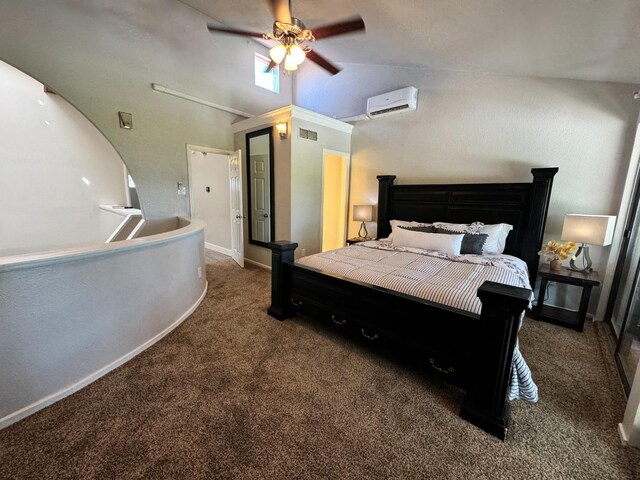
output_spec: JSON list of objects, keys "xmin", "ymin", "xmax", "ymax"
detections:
[
  {"xmin": 291, "ymin": 298, "xmax": 303, "ymax": 307},
  {"xmin": 331, "ymin": 314, "xmax": 347, "ymax": 326},
  {"xmin": 429, "ymin": 358, "xmax": 455, "ymax": 374},
  {"xmin": 361, "ymin": 328, "xmax": 379, "ymax": 341}
]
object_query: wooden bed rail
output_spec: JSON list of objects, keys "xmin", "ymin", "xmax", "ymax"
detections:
[{"xmin": 267, "ymin": 241, "xmax": 531, "ymax": 440}]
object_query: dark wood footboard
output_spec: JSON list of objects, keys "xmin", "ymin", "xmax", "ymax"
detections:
[{"xmin": 267, "ymin": 242, "xmax": 530, "ymax": 440}]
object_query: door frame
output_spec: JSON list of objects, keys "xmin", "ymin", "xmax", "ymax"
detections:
[
  {"xmin": 320, "ymin": 149, "xmax": 351, "ymax": 251},
  {"xmin": 186, "ymin": 144, "xmax": 236, "ymax": 257},
  {"xmin": 228, "ymin": 149, "xmax": 245, "ymax": 267}
]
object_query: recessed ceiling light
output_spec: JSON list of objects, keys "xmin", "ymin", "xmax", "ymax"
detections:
[
  {"xmin": 82, "ymin": 177, "xmax": 91, "ymax": 185},
  {"xmin": 37, "ymin": 99, "xmax": 44, "ymax": 106},
  {"xmin": 44, "ymin": 120, "xmax": 51, "ymax": 125}
]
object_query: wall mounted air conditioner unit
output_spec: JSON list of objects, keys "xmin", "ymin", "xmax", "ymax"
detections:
[{"xmin": 366, "ymin": 86, "xmax": 418, "ymax": 118}]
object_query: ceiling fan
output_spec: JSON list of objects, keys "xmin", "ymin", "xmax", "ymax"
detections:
[{"xmin": 207, "ymin": 0, "xmax": 365, "ymax": 75}]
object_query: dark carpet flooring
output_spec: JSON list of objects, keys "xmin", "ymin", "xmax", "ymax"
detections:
[{"xmin": 0, "ymin": 250, "xmax": 638, "ymax": 479}]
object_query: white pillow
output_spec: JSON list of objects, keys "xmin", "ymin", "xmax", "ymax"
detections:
[
  {"xmin": 479, "ymin": 223, "xmax": 513, "ymax": 254},
  {"xmin": 388, "ymin": 219, "xmax": 432, "ymax": 240},
  {"xmin": 392, "ymin": 228, "xmax": 464, "ymax": 255}
]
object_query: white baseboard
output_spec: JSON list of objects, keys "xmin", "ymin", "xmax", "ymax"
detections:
[
  {"xmin": 205, "ymin": 242, "xmax": 233, "ymax": 257},
  {"xmin": 0, "ymin": 282, "xmax": 209, "ymax": 431},
  {"xmin": 619, "ymin": 423, "xmax": 630, "ymax": 445},
  {"xmin": 244, "ymin": 258, "xmax": 271, "ymax": 271}
]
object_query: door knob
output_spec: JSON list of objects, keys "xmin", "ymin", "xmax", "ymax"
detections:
[{"xmin": 263, "ymin": 214, "xmax": 269, "ymax": 217}]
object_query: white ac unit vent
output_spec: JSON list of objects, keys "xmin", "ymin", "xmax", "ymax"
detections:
[
  {"xmin": 366, "ymin": 86, "xmax": 418, "ymax": 118},
  {"xmin": 299, "ymin": 128, "xmax": 317, "ymax": 141}
]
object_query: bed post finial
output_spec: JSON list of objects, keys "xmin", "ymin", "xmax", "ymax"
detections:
[
  {"xmin": 267, "ymin": 241, "xmax": 298, "ymax": 321},
  {"xmin": 525, "ymin": 167, "xmax": 558, "ymax": 284},
  {"xmin": 377, "ymin": 175, "xmax": 396, "ymax": 240}
]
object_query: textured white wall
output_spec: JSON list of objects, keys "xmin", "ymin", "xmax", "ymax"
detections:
[
  {"xmin": 295, "ymin": 65, "xmax": 640, "ymax": 310},
  {"xmin": 0, "ymin": 222, "xmax": 206, "ymax": 428},
  {"xmin": 290, "ymin": 118, "xmax": 352, "ymax": 257},
  {"xmin": 0, "ymin": 61, "xmax": 127, "ymax": 256},
  {"xmin": 0, "ymin": 0, "xmax": 292, "ymax": 221}
]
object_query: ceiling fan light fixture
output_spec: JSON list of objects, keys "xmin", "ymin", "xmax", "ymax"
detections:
[
  {"xmin": 284, "ymin": 54, "xmax": 298, "ymax": 71},
  {"xmin": 288, "ymin": 44, "xmax": 306, "ymax": 65},
  {"xmin": 207, "ymin": 2, "xmax": 365, "ymax": 76},
  {"xmin": 269, "ymin": 43, "xmax": 287, "ymax": 64}
]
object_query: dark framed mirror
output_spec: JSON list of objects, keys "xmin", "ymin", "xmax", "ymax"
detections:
[{"xmin": 246, "ymin": 127, "xmax": 275, "ymax": 247}]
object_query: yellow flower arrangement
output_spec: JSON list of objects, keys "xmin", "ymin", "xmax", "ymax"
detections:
[{"xmin": 538, "ymin": 240, "xmax": 578, "ymax": 262}]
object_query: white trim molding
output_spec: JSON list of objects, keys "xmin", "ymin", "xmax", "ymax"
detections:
[
  {"xmin": 205, "ymin": 242, "xmax": 233, "ymax": 257},
  {"xmin": 619, "ymin": 356, "xmax": 640, "ymax": 447},
  {"xmin": 151, "ymin": 83, "xmax": 254, "ymax": 119},
  {"xmin": 244, "ymin": 258, "xmax": 271, "ymax": 271},
  {"xmin": 231, "ymin": 104, "xmax": 354, "ymax": 135}
]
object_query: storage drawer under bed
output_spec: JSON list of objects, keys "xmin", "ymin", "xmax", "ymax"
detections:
[
  {"xmin": 289, "ymin": 292, "xmax": 353, "ymax": 331},
  {"xmin": 349, "ymin": 317, "xmax": 466, "ymax": 387}
]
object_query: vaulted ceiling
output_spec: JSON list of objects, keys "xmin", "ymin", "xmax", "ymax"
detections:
[{"xmin": 181, "ymin": 0, "xmax": 640, "ymax": 84}]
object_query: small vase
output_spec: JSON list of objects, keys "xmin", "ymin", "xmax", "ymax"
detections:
[{"xmin": 550, "ymin": 259, "xmax": 562, "ymax": 271}]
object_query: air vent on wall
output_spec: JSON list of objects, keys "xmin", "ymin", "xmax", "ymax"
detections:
[{"xmin": 299, "ymin": 128, "xmax": 318, "ymax": 141}]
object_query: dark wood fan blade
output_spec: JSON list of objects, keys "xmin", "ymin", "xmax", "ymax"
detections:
[
  {"xmin": 306, "ymin": 50, "xmax": 341, "ymax": 75},
  {"xmin": 266, "ymin": 0, "xmax": 292, "ymax": 23},
  {"xmin": 207, "ymin": 23, "xmax": 265, "ymax": 38},
  {"xmin": 264, "ymin": 60, "xmax": 278, "ymax": 73},
  {"xmin": 311, "ymin": 16, "xmax": 365, "ymax": 40}
]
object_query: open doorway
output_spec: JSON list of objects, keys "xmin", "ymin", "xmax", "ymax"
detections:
[
  {"xmin": 321, "ymin": 150, "xmax": 350, "ymax": 252},
  {"xmin": 187, "ymin": 145, "xmax": 244, "ymax": 267}
]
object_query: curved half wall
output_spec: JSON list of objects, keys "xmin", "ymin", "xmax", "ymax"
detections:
[{"xmin": 0, "ymin": 219, "xmax": 207, "ymax": 429}]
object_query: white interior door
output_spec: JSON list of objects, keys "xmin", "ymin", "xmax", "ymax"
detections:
[
  {"xmin": 250, "ymin": 153, "xmax": 271, "ymax": 243},
  {"xmin": 229, "ymin": 149, "xmax": 244, "ymax": 267}
]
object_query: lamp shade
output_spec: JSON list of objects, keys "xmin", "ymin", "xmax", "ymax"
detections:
[
  {"xmin": 288, "ymin": 44, "xmax": 306, "ymax": 65},
  {"xmin": 269, "ymin": 44, "xmax": 287, "ymax": 64},
  {"xmin": 284, "ymin": 55, "xmax": 298, "ymax": 71},
  {"xmin": 561, "ymin": 214, "xmax": 616, "ymax": 246},
  {"xmin": 353, "ymin": 205, "xmax": 373, "ymax": 222}
]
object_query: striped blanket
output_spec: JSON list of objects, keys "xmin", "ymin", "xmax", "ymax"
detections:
[{"xmin": 297, "ymin": 241, "xmax": 539, "ymax": 402}]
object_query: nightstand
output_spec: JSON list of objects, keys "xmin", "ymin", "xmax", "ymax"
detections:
[
  {"xmin": 346, "ymin": 237, "xmax": 368, "ymax": 245},
  {"xmin": 532, "ymin": 264, "xmax": 600, "ymax": 332}
]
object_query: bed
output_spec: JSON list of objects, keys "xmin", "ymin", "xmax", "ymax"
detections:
[{"xmin": 267, "ymin": 168, "xmax": 558, "ymax": 440}]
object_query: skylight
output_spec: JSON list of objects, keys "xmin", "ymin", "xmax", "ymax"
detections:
[{"xmin": 254, "ymin": 52, "xmax": 279, "ymax": 94}]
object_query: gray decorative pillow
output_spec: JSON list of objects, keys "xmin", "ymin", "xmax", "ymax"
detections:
[
  {"xmin": 399, "ymin": 225, "xmax": 436, "ymax": 233},
  {"xmin": 435, "ymin": 228, "xmax": 488, "ymax": 255}
]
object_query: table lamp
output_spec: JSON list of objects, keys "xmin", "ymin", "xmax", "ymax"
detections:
[
  {"xmin": 353, "ymin": 205, "xmax": 374, "ymax": 240},
  {"xmin": 561, "ymin": 214, "xmax": 616, "ymax": 271}
]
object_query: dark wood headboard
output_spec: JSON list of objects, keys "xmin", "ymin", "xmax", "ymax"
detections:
[{"xmin": 376, "ymin": 168, "xmax": 558, "ymax": 284}]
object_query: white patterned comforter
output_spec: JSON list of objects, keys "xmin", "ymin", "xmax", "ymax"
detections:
[
  {"xmin": 297, "ymin": 240, "xmax": 539, "ymax": 402},
  {"xmin": 298, "ymin": 240, "xmax": 531, "ymax": 315}
]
